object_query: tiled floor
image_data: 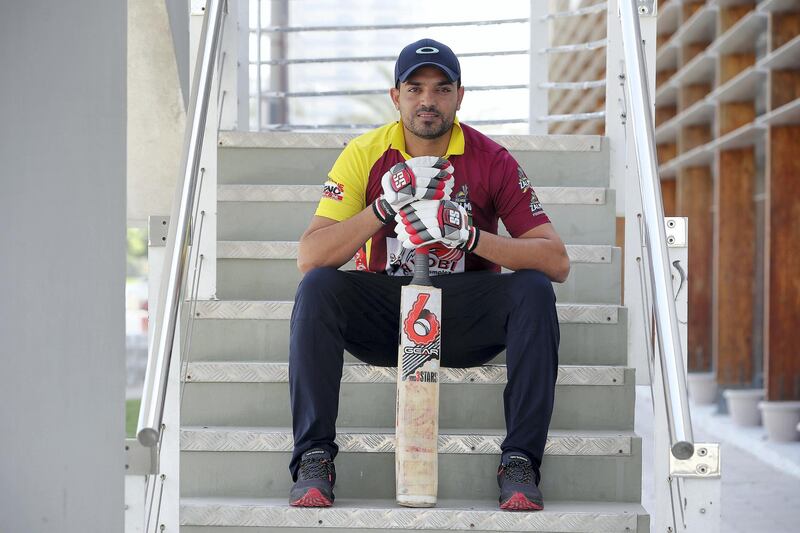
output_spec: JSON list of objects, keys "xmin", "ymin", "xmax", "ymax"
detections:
[{"xmin": 636, "ymin": 386, "xmax": 800, "ymax": 533}]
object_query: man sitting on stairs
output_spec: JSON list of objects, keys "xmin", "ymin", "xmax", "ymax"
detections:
[{"xmin": 288, "ymin": 38, "xmax": 570, "ymax": 511}]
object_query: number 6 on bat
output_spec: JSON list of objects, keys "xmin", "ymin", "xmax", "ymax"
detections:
[{"xmin": 396, "ymin": 246, "xmax": 441, "ymax": 507}]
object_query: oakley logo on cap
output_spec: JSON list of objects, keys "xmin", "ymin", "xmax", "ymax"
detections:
[{"xmin": 416, "ymin": 46, "xmax": 439, "ymax": 54}]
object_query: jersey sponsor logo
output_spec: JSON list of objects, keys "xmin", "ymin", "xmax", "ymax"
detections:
[
  {"xmin": 322, "ymin": 180, "xmax": 345, "ymax": 201},
  {"xmin": 386, "ymin": 238, "xmax": 465, "ymax": 276},
  {"xmin": 401, "ymin": 293, "xmax": 441, "ymax": 380},
  {"xmin": 530, "ymin": 189, "xmax": 544, "ymax": 216},
  {"xmin": 454, "ymin": 184, "xmax": 473, "ymax": 224},
  {"xmin": 518, "ymin": 166, "xmax": 531, "ymax": 192}
]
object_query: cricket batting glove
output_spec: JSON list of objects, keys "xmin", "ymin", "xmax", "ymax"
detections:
[
  {"xmin": 372, "ymin": 157, "xmax": 454, "ymax": 224},
  {"xmin": 395, "ymin": 199, "xmax": 481, "ymax": 252}
]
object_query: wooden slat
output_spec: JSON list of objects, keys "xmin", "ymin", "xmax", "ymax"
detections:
[
  {"xmin": 683, "ymin": 42, "xmax": 710, "ymax": 64},
  {"xmin": 721, "ymin": 4, "xmax": 755, "ymax": 34},
  {"xmin": 680, "ymin": 84, "xmax": 712, "ymax": 110},
  {"xmin": 719, "ymin": 102, "xmax": 756, "ymax": 136},
  {"xmin": 680, "ymin": 124, "xmax": 712, "ymax": 152},
  {"xmin": 766, "ymin": 125, "xmax": 800, "ymax": 401},
  {"xmin": 658, "ymin": 143, "xmax": 678, "ymax": 165},
  {"xmin": 661, "ymin": 179, "xmax": 677, "ymax": 217},
  {"xmin": 715, "ymin": 148, "xmax": 756, "ymax": 386},
  {"xmin": 657, "ymin": 69, "xmax": 677, "ymax": 88},
  {"xmin": 720, "ymin": 53, "xmax": 756, "ymax": 85},
  {"xmin": 656, "ymin": 105, "xmax": 678, "ymax": 127},
  {"xmin": 677, "ymin": 167, "xmax": 714, "ymax": 372},
  {"xmin": 770, "ymin": 70, "xmax": 800, "ymax": 110},
  {"xmin": 771, "ymin": 11, "xmax": 800, "ymax": 51},
  {"xmin": 683, "ymin": 2, "xmax": 705, "ymax": 21}
]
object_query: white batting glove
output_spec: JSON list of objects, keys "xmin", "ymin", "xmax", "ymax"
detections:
[
  {"xmin": 395, "ymin": 199, "xmax": 481, "ymax": 252},
  {"xmin": 372, "ymin": 157, "xmax": 454, "ymax": 224}
]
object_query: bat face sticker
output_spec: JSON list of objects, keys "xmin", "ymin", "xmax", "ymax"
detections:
[{"xmin": 401, "ymin": 292, "xmax": 441, "ymax": 380}]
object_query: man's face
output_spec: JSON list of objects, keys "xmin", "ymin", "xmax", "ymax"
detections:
[{"xmin": 391, "ymin": 65, "xmax": 464, "ymax": 140}]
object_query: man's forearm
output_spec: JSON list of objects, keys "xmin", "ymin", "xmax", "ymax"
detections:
[
  {"xmin": 472, "ymin": 231, "xmax": 570, "ymax": 282},
  {"xmin": 297, "ymin": 206, "xmax": 384, "ymax": 273}
]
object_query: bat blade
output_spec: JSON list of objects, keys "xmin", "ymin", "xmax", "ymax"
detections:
[{"xmin": 395, "ymin": 281, "xmax": 441, "ymax": 507}]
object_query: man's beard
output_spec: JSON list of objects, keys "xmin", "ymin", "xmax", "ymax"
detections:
[{"xmin": 405, "ymin": 107, "xmax": 454, "ymax": 140}]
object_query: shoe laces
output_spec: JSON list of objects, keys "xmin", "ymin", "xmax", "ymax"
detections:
[
  {"xmin": 503, "ymin": 459, "xmax": 535, "ymax": 484},
  {"xmin": 299, "ymin": 457, "xmax": 333, "ymax": 482}
]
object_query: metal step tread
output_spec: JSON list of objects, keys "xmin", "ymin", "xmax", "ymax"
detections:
[
  {"xmin": 218, "ymin": 130, "xmax": 604, "ymax": 153},
  {"xmin": 183, "ymin": 362, "xmax": 626, "ymax": 386},
  {"xmin": 180, "ymin": 497, "xmax": 646, "ymax": 531},
  {"xmin": 218, "ymin": 184, "xmax": 607, "ymax": 205},
  {"xmin": 192, "ymin": 300, "xmax": 620, "ymax": 323},
  {"xmin": 180, "ymin": 426, "xmax": 637, "ymax": 456},
  {"xmin": 217, "ymin": 241, "xmax": 616, "ymax": 264}
]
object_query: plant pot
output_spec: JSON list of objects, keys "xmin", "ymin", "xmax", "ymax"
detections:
[
  {"xmin": 687, "ymin": 372, "xmax": 717, "ymax": 405},
  {"xmin": 758, "ymin": 401, "xmax": 800, "ymax": 442},
  {"xmin": 723, "ymin": 389, "xmax": 763, "ymax": 426}
]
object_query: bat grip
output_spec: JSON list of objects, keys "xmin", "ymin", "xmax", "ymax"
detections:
[{"xmin": 411, "ymin": 246, "xmax": 433, "ymax": 286}]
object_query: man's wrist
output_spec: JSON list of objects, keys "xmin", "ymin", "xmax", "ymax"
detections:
[{"xmin": 372, "ymin": 197, "xmax": 396, "ymax": 225}]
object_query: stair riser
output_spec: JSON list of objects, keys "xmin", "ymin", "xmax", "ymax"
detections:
[
  {"xmin": 180, "ymin": 375, "xmax": 635, "ymax": 430},
  {"xmin": 217, "ymin": 200, "xmax": 615, "ymax": 245},
  {"xmin": 216, "ymin": 248, "xmax": 621, "ymax": 304},
  {"xmin": 186, "ymin": 312, "xmax": 629, "ymax": 367},
  {"xmin": 180, "ymin": 442, "xmax": 642, "ymax": 502},
  {"xmin": 218, "ymin": 146, "xmax": 610, "ymax": 188}
]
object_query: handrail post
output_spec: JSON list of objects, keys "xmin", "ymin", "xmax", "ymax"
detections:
[{"xmin": 529, "ymin": 0, "xmax": 549, "ymax": 134}]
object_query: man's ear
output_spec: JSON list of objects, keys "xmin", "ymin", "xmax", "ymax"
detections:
[
  {"xmin": 390, "ymin": 87, "xmax": 400, "ymax": 110},
  {"xmin": 456, "ymin": 85, "xmax": 465, "ymax": 111}
]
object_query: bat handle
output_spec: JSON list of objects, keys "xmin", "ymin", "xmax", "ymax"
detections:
[{"xmin": 411, "ymin": 246, "xmax": 433, "ymax": 286}]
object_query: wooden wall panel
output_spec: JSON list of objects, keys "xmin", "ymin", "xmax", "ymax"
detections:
[
  {"xmin": 683, "ymin": 42, "xmax": 710, "ymax": 64},
  {"xmin": 677, "ymin": 167, "xmax": 714, "ymax": 372},
  {"xmin": 770, "ymin": 70, "xmax": 800, "ymax": 110},
  {"xmin": 680, "ymin": 124, "xmax": 712, "ymax": 152},
  {"xmin": 657, "ymin": 69, "xmax": 677, "ymax": 88},
  {"xmin": 656, "ymin": 105, "xmax": 678, "ymax": 127},
  {"xmin": 719, "ymin": 102, "xmax": 755, "ymax": 136},
  {"xmin": 680, "ymin": 84, "xmax": 711, "ymax": 110},
  {"xmin": 715, "ymin": 149, "xmax": 756, "ymax": 387},
  {"xmin": 720, "ymin": 53, "xmax": 756, "ymax": 85},
  {"xmin": 721, "ymin": 4, "xmax": 754, "ymax": 34},
  {"xmin": 658, "ymin": 143, "xmax": 678, "ymax": 165},
  {"xmin": 771, "ymin": 11, "xmax": 800, "ymax": 50},
  {"xmin": 661, "ymin": 179, "xmax": 677, "ymax": 217},
  {"xmin": 683, "ymin": 2, "xmax": 705, "ymax": 21},
  {"xmin": 766, "ymin": 126, "xmax": 800, "ymax": 401}
]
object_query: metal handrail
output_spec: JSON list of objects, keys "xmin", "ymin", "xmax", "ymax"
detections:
[
  {"xmin": 136, "ymin": 0, "xmax": 225, "ymax": 447},
  {"xmin": 618, "ymin": 0, "xmax": 694, "ymax": 459}
]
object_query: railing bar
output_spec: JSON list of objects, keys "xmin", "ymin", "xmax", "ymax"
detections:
[
  {"xmin": 537, "ymin": 111, "xmax": 606, "ymax": 122},
  {"xmin": 261, "ymin": 118, "xmax": 528, "ymax": 131},
  {"xmin": 180, "ymin": 255, "xmax": 205, "ymax": 410},
  {"xmin": 251, "ymin": 49, "xmax": 529, "ymax": 66},
  {"xmin": 259, "ymin": 84, "xmax": 528, "ymax": 99},
  {"xmin": 539, "ymin": 80, "xmax": 606, "ymax": 90},
  {"xmin": 262, "ymin": 18, "xmax": 529, "ymax": 33},
  {"xmin": 151, "ymin": 475, "xmax": 166, "ymax": 533},
  {"xmin": 256, "ymin": 0, "xmax": 262, "ymax": 131},
  {"xmin": 541, "ymin": 38, "xmax": 608, "ymax": 54},
  {"xmin": 542, "ymin": 2, "xmax": 608, "ymax": 20}
]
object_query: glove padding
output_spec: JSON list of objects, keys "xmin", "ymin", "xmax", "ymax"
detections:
[
  {"xmin": 395, "ymin": 199, "xmax": 480, "ymax": 252},
  {"xmin": 373, "ymin": 157, "xmax": 454, "ymax": 224}
]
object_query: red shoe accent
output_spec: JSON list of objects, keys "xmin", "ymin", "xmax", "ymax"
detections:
[
  {"xmin": 290, "ymin": 488, "xmax": 332, "ymax": 507},
  {"xmin": 500, "ymin": 492, "xmax": 543, "ymax": 511}
]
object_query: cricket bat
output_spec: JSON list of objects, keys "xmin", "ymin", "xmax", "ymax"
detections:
[{"xmin": 396, "ymin": 245, "xmax": 441, "ymax": 507}]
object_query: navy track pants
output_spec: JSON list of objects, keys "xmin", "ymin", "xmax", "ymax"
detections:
[{"xmin": 288, "ymin": 267, "xmax": 560, "ymax": 481}]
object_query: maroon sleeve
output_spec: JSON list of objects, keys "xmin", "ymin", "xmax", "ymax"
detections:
[{"xmin": 492, "ymin": 151, "xmax": 551, "ymax": 238}]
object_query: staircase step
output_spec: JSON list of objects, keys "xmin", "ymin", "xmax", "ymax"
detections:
[
  {"xmin": 217, "ymin": 187, "xmax": 615, "ymax": 245},
  {"xmin": 218, "ymin": 131, "xmax": 609, "ymax": 188},
  {"xmin": 187, "ymin": 307, "xmax": 629, "ymax": 367},
  {"xmin": 216, "ymin": 243, "xmax": 621, "ymax": 303},
  {"xmin": 180, "ymin": 429, "xmax": 641, "ymax": 502},
  {"xmin": 179, "ymin": 369, "xmax": 635, "ymax": 430},
  {"xmin": 182, "ymin": 362, "xmax": 625, "ymax": 386},
  {"xmin": 180, "ymin": 498, "xmax": 648, "ymax": 531}
]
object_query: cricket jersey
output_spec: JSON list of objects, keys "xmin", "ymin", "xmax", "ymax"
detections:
[{"xmin": 314, "ymin": 119, "xmax": 551, "ymax": 276}]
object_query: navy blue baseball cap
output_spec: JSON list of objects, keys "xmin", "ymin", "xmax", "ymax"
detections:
[{"xmin": 394, "ymin": 38, "xmax": 461, "ymax": 85}]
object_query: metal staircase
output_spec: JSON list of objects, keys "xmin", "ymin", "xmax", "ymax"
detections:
[{"xmin": 176, "ymin": 131, "xmax": 651, "ymax": 531}]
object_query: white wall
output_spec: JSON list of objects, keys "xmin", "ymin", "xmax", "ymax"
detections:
[{"xmin": 0, "ymin": 1, "xmax": 127, "ymax": 531}]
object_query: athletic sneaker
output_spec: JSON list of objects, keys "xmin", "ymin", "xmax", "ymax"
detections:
[
  {"xmin": 497, "ymin": 452, "xmax": 544, "ymax": 511},
  {"xmin": 289, "ymin": 448, "xmax": 336, "ymax": 507}
]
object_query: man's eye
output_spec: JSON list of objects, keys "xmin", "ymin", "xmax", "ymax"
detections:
[
  {"xmin": 408, "ymin": 87, "xmax": 419, "ymax": 93},
  {"xmin": 439, "ymin": 87, "xmax": 452, "ymax": 93}
]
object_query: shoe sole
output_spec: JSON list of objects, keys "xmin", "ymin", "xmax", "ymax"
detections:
[
  {"xmin": 290, "ymin": 487, "xmax": 333, "ymax": 507},
  {"xmin": 500, "ymin": 492, "xmax": 544, "ymax": 511}
]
